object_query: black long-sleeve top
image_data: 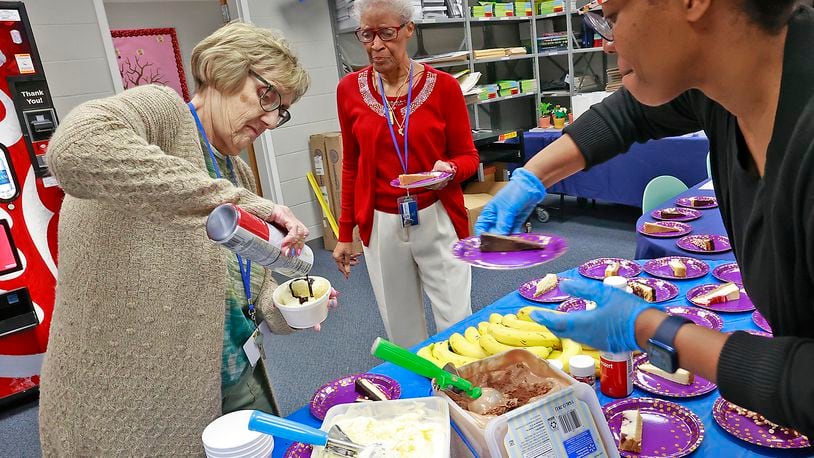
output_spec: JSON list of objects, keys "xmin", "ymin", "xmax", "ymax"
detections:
[{"xmin": 563, "ymin": 5, "xmax": 814, "ymax": 438}]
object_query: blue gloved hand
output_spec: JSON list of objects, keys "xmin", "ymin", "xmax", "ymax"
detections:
[
  {"xmin": 530, "ymin": 279, "xmax": 657, "ymax": 353},
  {"xmin": 474, "ymin": 168, "xmax": 546, "ymax": 235}
]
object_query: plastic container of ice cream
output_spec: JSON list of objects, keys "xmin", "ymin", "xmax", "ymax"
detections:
[{"xmin": 272, "ymin": 276, "xmax": 331, "ymax": 329}]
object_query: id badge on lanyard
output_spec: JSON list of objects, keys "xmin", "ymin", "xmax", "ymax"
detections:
[{"xmin": 379, "ymin": 64, "xmax": 418, "ymax": 228}]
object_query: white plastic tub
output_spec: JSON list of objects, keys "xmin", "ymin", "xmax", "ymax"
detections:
[{"xmin": 272, "ymin": 276, "xmax": 331, "ymax": 329}]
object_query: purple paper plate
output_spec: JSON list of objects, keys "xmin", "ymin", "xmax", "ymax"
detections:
[
  {"xmin": 633, "ymin": 354, "xmax": 716, "ymax": 398},
  {"xmin": 451, "ymin": 233, "xmax": 568, "ymax": 270},
  {"xmin": 741, "ymin": 329, "xmax": 773, "ymax": 338},
  {"xmin": 676, "ymin": 234, "xmax": 732, "ymax": 254},
  {"xmin": 285, "ymin": 442, "xmax": 313, "ymax": 457},
  {"xmin": 578, "ymin": 257, "xmax": 641, "ymax": 280},
  {"xmin": 556, "ymin": 297, "xmax": 596, "ymax": 312},
  {"xmin": 389, "ymin": 171, "xmax": 452, "ymax": 189},
  {"xmin": 665, "ymin": 306, "xmax": 724, "ymax": 331},
  {"xmin": 604, "ymin": 397, "xmax": 705, "ymax": 457},
  {"xmin": 309, "ymin": 373, "xmax": 401, "ymax": 420},
  {"xmin": 637, "ymin": 221, "xmax": 693, "ymax": 238},
  {"xmin": 627, "ymin": 277, "xmax": 679, "ymax": 303},
  {"xmin": 712, "ymin": 262, "xmax": 742, "ymax": 285},
  {"xmin": 518, "ymin": 276, "xmax": 570, "ymax": 303},
  {"xmin": 752, "ymin": 310, "xmax": 772, "ymax": 333},
  {"xmin": 675, "ymin": 195, "xmax": 718, "ymax": 209},
  {"xmin": 712, "ymin": 397, "xmax": 810, "ymax": 449},
  {"xmin": 650, "ymin": 207, "xmax": 702, "ymax": 222},
  {"xmin": 642, "ymin": 257, "xmax": 710, "ymax": 281},
  {"xmin": 686, "ymin": 284, "xmax": 755, "ymax": 312}
]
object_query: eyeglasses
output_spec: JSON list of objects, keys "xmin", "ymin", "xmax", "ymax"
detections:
[
  {"xmin": 580, "ymin": 0, "xmax": 613, "ymax": 41},
  {"xmin": 355, "ymin": 22, "xmax": 408, "ymax": 43},
  {"xmin": 249, "ymin": 69, "xmax": 291, "ymax": 127}
]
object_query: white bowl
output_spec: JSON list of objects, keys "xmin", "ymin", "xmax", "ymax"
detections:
[
  {"xmin": 202, "ymin": 410, "xmax": 265, "ymax": 452},
  {"xmin": 205, "ymin": 435, "xmax": 273, "ymax": 458},
  {"xmin": 272, "ymin": 276, "xmax": 331, "ymax": 329}
]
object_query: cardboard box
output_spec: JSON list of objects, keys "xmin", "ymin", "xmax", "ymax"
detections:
[
  {"xmin": 308, "ymin": 134, "xmax": 332, "ymax": 213},
  {"xmin": 321, "ymin": 218, "xmax": 363, "ymax": 253},
  {"xmin": 463, "ymin": 181, "xmax": 509, "ymax": 235},
  {"xmin": 322, "ymin": 132, "xmax": 345, "ymax": 219}
]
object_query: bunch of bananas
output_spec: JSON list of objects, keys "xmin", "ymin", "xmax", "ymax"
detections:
[{"xmin": 417, "ymin": 306, "xmax": 600, "ymax": 375}]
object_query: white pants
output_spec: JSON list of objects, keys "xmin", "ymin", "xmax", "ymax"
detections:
[{"xmin": 364, "ymin": 202, "xmax": 472, "ymax": 348}]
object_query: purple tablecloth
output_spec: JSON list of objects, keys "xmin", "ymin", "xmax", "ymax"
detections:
[
  {"xmin": 635, "ymin": 179, "xmax": 736, "ymax": 261},
  {"xmin": 523, "ymin": 130, "xmax": 711, "ymax": 207}
]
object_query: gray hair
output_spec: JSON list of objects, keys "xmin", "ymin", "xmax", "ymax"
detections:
[{"xmin": 351, "ymin": 0, "xmax": 415, "ymax": 23}]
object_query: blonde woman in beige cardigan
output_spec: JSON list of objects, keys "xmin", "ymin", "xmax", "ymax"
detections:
[{"xmin": 39, "ymin": 23, "xmax": 326, "ymax": 455}]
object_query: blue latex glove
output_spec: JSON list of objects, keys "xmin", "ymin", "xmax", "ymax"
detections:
[
  {"xmin": 531, "ymin": 279, "xmax": 658, "ymax": 353},
  {"xmin": 474, "ymin": 168, "xmax": 547, "ymax": 235}
]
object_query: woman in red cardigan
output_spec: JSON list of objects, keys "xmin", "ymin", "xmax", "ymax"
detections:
[{"xmin": 332, "ymin": 0, "xmax": 480, "ymax": 347}]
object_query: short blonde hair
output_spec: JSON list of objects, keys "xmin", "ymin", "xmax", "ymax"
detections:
[{"xmin": 191, "ymin": 22, "xmax": 309, "ymax": 103}]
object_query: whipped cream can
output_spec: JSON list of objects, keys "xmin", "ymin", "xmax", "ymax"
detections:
[
  {"xmin": 599, "ymin": 351, "xmax": 633, "ymax": 398},
  {"xmin": 206, "ymin": 203, "xmax": 313, "ymax": 277}
]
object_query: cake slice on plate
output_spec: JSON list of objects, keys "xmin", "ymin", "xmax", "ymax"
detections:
[
  {"xmin": 659, "ymin": 208, "xmax": 686, "ymax": 219},
  {"xmin": 689, "ymin": 196, "xmax": 715, "ymax": 207},
  {"xmin": 534, "ymin": 274, "xmax": 558, "ymax": 297},
  {"xmin": 604, "ymin": 261, "xmax": 620, "ymax": 278},
  {"xmin": 668, "ymin": 258, "xmax": 687, "ymax": 277},
  {"xmin": 695, "ymin": 282, "xmax": 740, "ymax": 305},
  {"xmin": 398, "ymin": 172, "xmax": 441, "ymax": 186},
  {"xmin": 691, "ymin": 236, "xmax": 715, "ymax": 251},
  {"xmin": 643, "ymin": 221, "xmax": 681, "ymax": 234},
  {"xmin": 619, "ymin": 409, "xmax": 643, "ymax": 453},
  {"xmin": 479, "ymin": 233, "xmax": 548, "ymax": 252},
  {"xmin": 639, "ymin": 363, "xmax": 694, "ymax": 385},
  {"xmin": 630, "ymin": 281, "xmax": 656, "ymax": 302}
]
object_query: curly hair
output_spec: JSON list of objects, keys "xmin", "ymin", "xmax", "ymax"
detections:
[
  {"xmin": 351, "ymin": 0, "xmax": 415, "ymax": 23},
  {"xmin": 191, "ymin": 21, "xmax": 309, "ymax": 103}
]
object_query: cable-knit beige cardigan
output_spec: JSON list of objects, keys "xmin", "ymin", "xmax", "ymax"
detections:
[{"xmin": 39, "ymin": 85, "xmax": 293, "ymax": 456}]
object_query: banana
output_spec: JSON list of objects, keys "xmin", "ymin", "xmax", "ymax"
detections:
[
  {"xmin": 477, "ymin": 321, "xmax": 490, "ymax": 336},
  {"xmin": 478, "ymin": 332, "xmax": 552, "ymax": 359},
  {"xmin": 489, "ymin": 313, "xmax": 503, "ymax": 324},
  {"xmin": 432, "ymin": 340, "xmax": 477, "ymax": 368},
  {"xmin": 516, "ymin": 305, "xmax": 563, "ymax": 322},
  {"xmin": 556, "ymin": 338, "xmax": 582, "ymax": 372},
  {"xmin": 547, "ymin": 350, "xmax": 563, "ymax": 360},
  {"xmin": 449, "ymin": 332, "xmax": 489, "ymax": 359},
  {"xmin": 487, "ymin": 322, "xmax": 560, "ymax": 348},
  {"xmin": 502, "ymin": 313, "xmax": 559, "ymax": 337},
  {"xmin": 417, "ymin": 344, "xmax": 445, "ymax": 368},
  {"xmin": 582, "ymin": 349, "xmax": 601, "ymax": 360},
  {"xmin": 464, "ymin": 327, "xmax": 481, "ymax": 345}
]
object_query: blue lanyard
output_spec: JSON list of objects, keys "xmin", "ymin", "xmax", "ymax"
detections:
[
  {"xmin": 378, "ymin": 63, "xmax": 414, "ymax": 174},
  {"xmin": 188, "ymin": 102, "xmax": 255, "ymax": 317}
]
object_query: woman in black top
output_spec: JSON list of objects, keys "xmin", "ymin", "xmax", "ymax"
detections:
[{"xmin": 476, "ymin": 0, "xmax": 814, "ymax": 437}]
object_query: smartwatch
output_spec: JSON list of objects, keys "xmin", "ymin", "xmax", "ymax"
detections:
[{"xmin": 647, "ymin": 315, "xmax": 692, "ymax": 373}]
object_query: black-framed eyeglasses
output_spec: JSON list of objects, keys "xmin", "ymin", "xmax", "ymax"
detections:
[
  {"xmin": 355, "ymin": 22, "xmax": 408, "ymax": 43},
  {"xmin": 249, "ymin": 69, "xmax": 291, "ymax": 127}
]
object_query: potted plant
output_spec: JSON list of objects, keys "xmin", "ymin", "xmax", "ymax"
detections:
[
  {"xmin": 553, "ymin": 106, "xmax": 568, "ymax": 129},
  {"xmin": 537, "ymin": 102, "xmax": 553, "ymax": 128}
]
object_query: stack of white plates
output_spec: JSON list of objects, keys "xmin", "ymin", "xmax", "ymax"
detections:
[{"xmin": 202, "ymin": 410, "xmax": 274, "ymax": 458}]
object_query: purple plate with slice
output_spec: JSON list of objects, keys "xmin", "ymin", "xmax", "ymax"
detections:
[
  {"xmin": 389, "ymin": 171, "xmax": 452, "ymax": 189},
  {"xmin": 712, "ymin": 397, "xmax": 810, "ymax": 449},
  {"xmin": 665, "ymin": 306, "xmax": 724, "ymax": 331},
  {"xmin": 451, "ymin": 233, "xmax": 568, "ymax": 270},
  {"xmin": 651, "ymin": 207, "xmax": 702, "ymax": 222},
  {"xmin": 578, "ymin": 257, "xmax": 641, "ymax": 280},
  {"xmin": 604, "ymin": 397, "xmax": 705, "ymax": 457},
  {"xmin": 627, "ymin": 277, "xmax": 679, "ymax": 303},
  {"xmin": 309, "ymin": 373, "xmax": 401, "ymax": 420},
  {"xmin": 642, "ymin": 256, "xmax": 710, "ymax": 280},
  {"xmin": 712, "ymin": 262, "xmax": 742, "ymax": 285},
  {"xmin": 637, "ymin": 221, "xmax": 692, "ymax": 238},
  {"xmin": 285, "ymin": 442, "xmax": 312, "ymax": 457},
  {"xmin": 675, "ymin": 195, "xmax": 718, "ymax": 209},
  {"xmin": 633, "ymin": 354, "xmax": 717, "ymax": 398},
  {"xmin": 556, "ymin": 297, "xmax": 596, "ymax": 312},
  {"xmin": 518, "ymin": 276, "xmax": 570, "ymax": 303},
  {"xmin": 686, "ymin": 284, "xmax": 755, "ymax": 312},
  {"xmin": 676, "ymin": 234, "xmax": 732, "ymax": 254},
  {"xmin": 752, "ymin": 310, "xmax": 772, "ymax": 333}
]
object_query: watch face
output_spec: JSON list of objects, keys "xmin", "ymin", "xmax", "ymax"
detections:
[{"xmin": 647, "ymin": 339, "xmax": 677, "ymax": 372}]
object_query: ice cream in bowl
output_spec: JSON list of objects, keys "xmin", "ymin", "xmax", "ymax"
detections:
[{"xmin": 272, "ymin": 275, "xmax": 331, "ymax": 329}]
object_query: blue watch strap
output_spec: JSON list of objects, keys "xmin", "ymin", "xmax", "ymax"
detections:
[{"xmin": 653, "ymin": 315, "xmax": 692, "ymax": 348}]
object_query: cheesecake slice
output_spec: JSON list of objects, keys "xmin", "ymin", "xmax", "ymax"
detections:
[
  {"xmin": 480, "ymin": 233, "xmax": 548, "ymax": 252},
  {"xmin": 695, "ymin": 282, "xmax": 740, "ymax": 305},
  {"xmin": 668, "ymin": 258, "xmax": 687, "ymax": 277},
  {"xmin": 534, "ymin": 274, "xmax": 558, "ymax": 297},
  {"xmin": 691, "ymin": 236, "xmax": 715, "ymax": 251},
  {"xmin": 630, "ymin": 281, "xmax": 656, "ymax": 302},
  {"xmin": 619, "ymin": 409, "xmax": 643, "ymax": 453},
  {"xmin": 658, "ymin": 208, "xmax": 686, "ymax": 220},
  {"xmin": 604, "ymin": 261, "xmax": 620, "ymax": 278},
  {"xmin": 643, "ymin": 221, "xmax": 681, "ymax": 234},
  {"xmin": 398, "ymin": 172, "xmax": 440, "ymax": 186},
  {"xmin": 639, "ymin": 363, "xmax": 694, "ymax": 385}
]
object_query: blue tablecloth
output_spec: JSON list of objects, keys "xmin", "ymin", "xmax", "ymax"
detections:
[
  {"xmin": 635, "ymin": 179, "xmax": 735, "ymax": 261},
  {"xmin": 523, "ymin": 131, "xmax": 710, "ymax": 207},
  {"xmin": 273, "ymin": 260, "xmax": 811, "ymax": 457}
]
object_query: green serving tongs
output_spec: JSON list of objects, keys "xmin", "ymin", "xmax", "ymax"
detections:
[{"xmin": 370, "ymin": 337, "xmax": 482, "ymax": 399}]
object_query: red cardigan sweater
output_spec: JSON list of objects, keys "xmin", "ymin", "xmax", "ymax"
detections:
[{"xmin": 336, "ymin": 65, "xmax": 479, "ymax": 245}]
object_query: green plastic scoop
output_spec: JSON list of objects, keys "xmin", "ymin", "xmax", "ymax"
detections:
[{"xmin": 370, "ymin": 337, "xmax": 482, "ymax": 399}]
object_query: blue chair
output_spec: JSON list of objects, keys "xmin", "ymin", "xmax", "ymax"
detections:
[{"xmin": 642, "ymin": 175, "xmax": 689, "ymax": 214}]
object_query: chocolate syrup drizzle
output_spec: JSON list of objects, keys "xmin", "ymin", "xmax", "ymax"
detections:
[{"xmin": 288, "ymin": 275, "xmax": 315, "ymax": 304}]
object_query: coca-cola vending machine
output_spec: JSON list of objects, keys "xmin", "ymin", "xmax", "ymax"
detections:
[{"xmin": 0, "ymin": 1, "xmax": 63, "ymax": 407}]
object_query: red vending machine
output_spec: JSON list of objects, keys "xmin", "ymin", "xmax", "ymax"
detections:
[{"xmin": 0, "ymin": 1, "xmax": 63, "ymax": 407}]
